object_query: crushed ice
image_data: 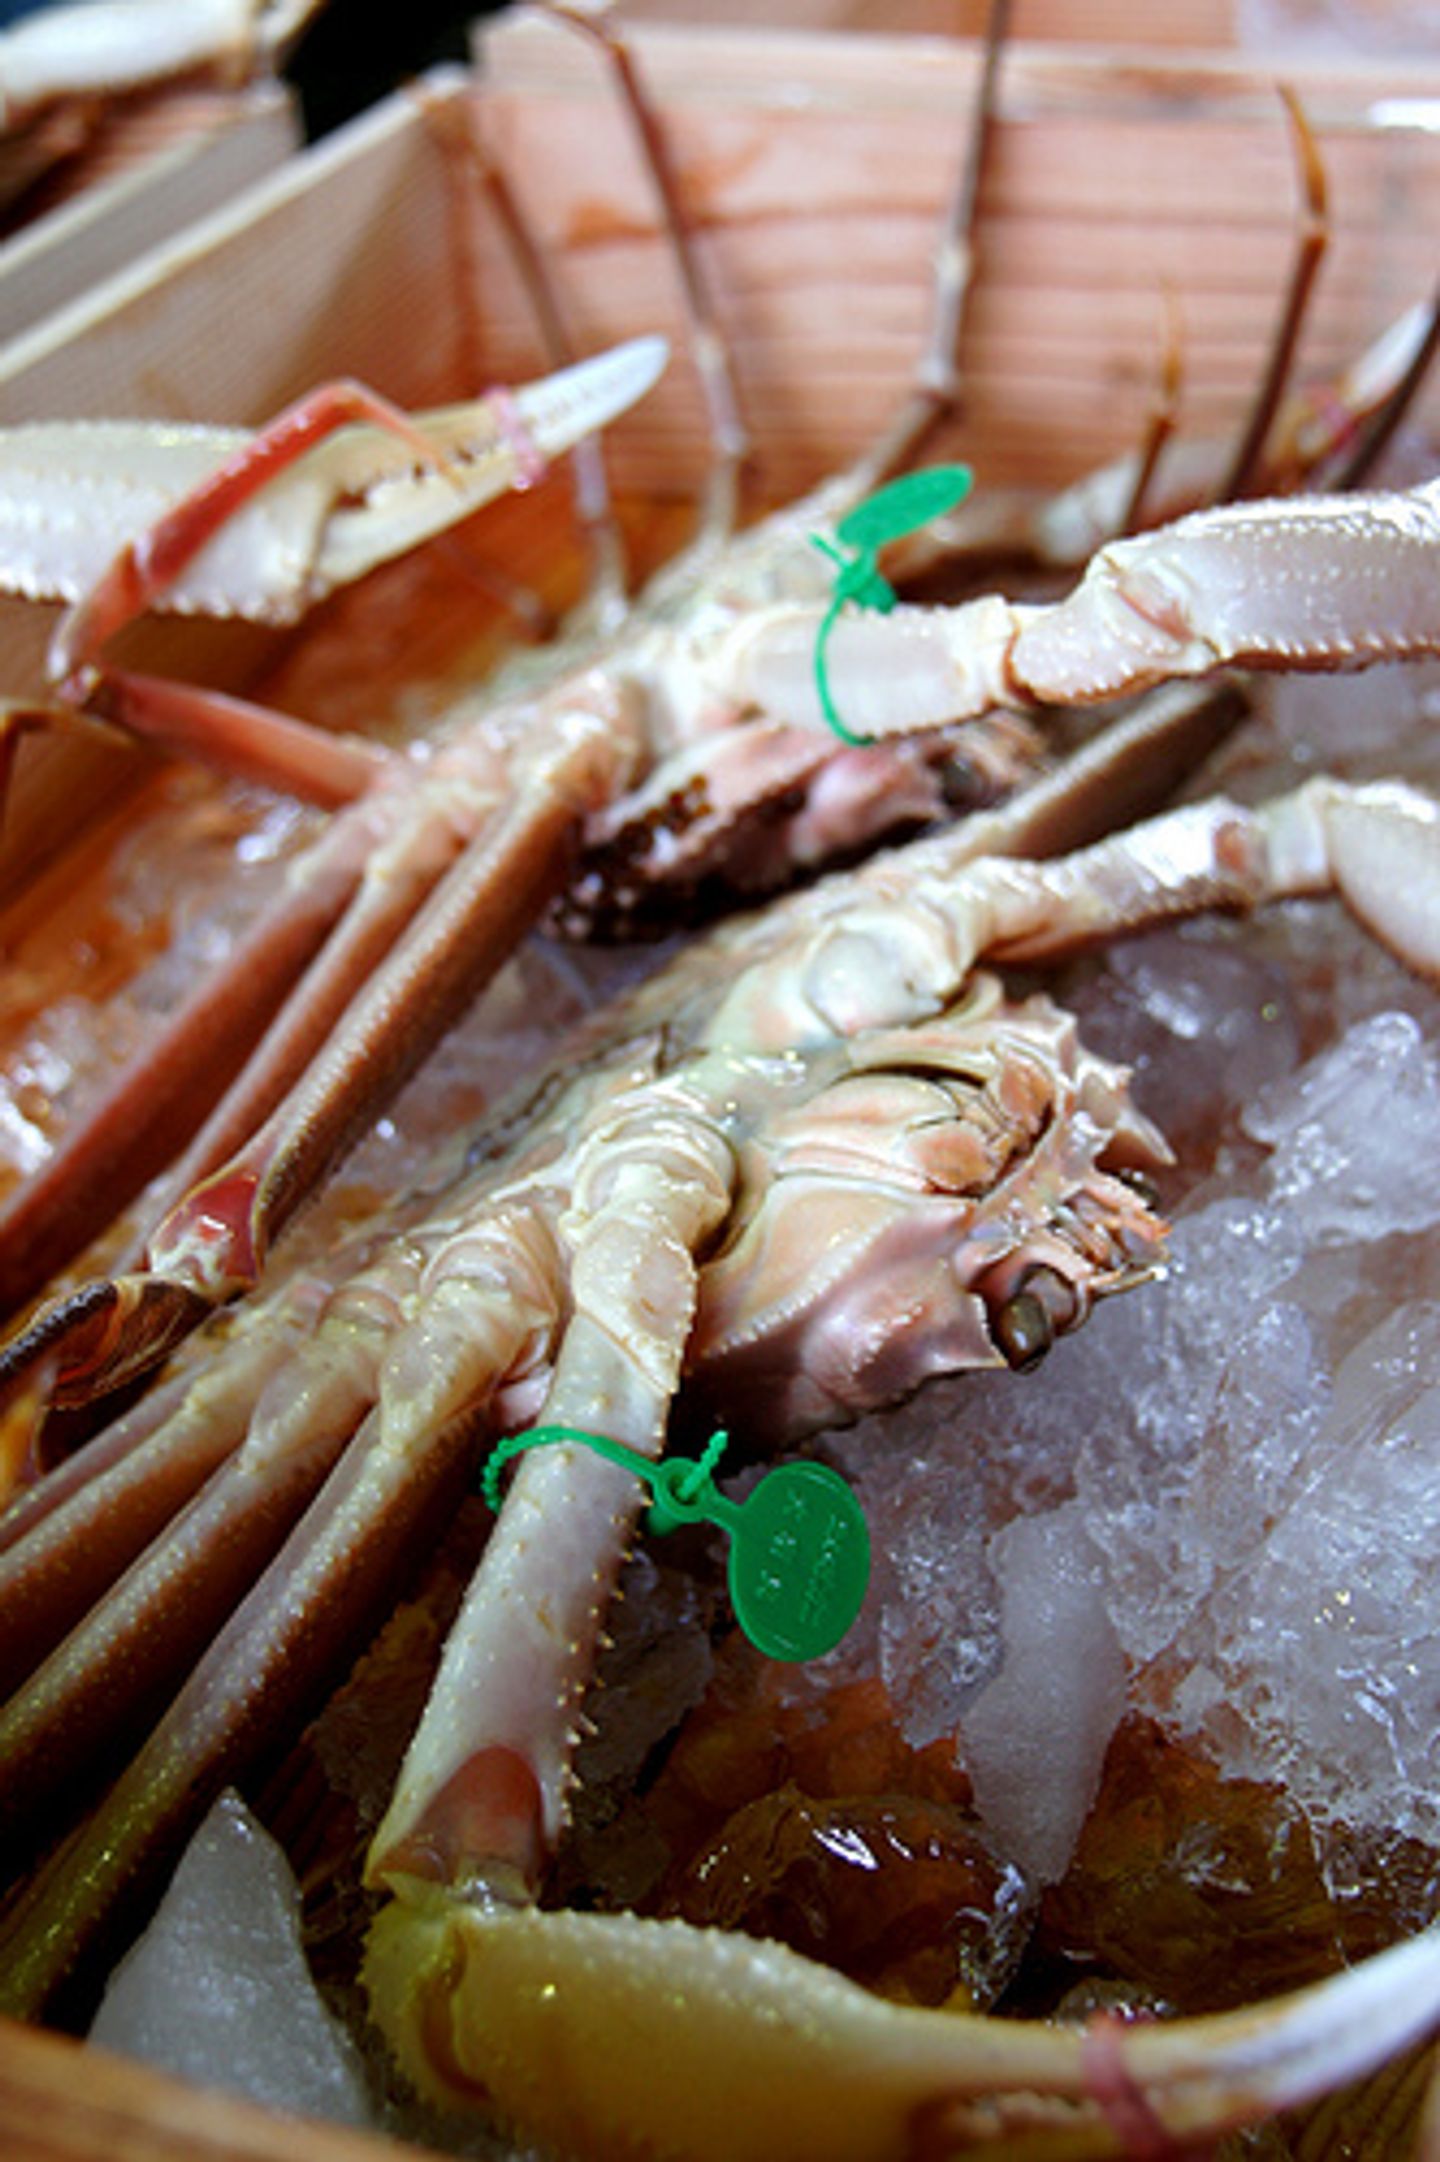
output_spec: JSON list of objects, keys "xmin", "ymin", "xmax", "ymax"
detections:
[
  {"xmin": 835, "ymin": 885, "xmax": 1440, "ymax": 1882},
  {"xmin": 89, "ymin": 1790, "xmax": 372, "ymax": 2127}
]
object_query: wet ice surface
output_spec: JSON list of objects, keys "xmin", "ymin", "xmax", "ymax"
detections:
[
  {"xmin": 89, "ymin": 1791, "xmax": 371, "ymax": 2125},
  {"xmin": 832, "ymin": 887, "xmax": 1440, "ymax": 1885}
]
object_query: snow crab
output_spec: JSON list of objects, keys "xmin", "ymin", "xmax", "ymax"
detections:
[{"xmin": 4, "ymin": 9, "xmax": 1440, "ymax": 2158}]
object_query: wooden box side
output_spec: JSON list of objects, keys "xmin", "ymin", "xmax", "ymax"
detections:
[{"xmin": 469, "ymin": 13, "xmax": 1440, "ymax": 505}]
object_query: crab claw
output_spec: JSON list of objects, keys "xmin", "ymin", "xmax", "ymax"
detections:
[
  {"xmin": 0, "ymin": 336, "xmax": 670, "ymax": 633},
  {"xmin": 0, "ymin": 1275, "xmax": 210, "ymax": 1411},
  {"xmin": 365, "ymin": 1898, "xmax": 1440, "ymax": 2162}
]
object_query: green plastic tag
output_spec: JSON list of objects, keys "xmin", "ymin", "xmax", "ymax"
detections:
[
  {"xmin": 834, "ymin": 464, "xmax": 975, "ymax": 553},
  {"xmin": 810, "ymin": 462, "xmax": 973, "ymax": 746},
  {"xmin": 484, "ymin": 1426, "xmax": 870, "ymax": 1663},
  {"xmin": 725, "ymin": 1460, "xmax": 872, "ymax": 1663}
]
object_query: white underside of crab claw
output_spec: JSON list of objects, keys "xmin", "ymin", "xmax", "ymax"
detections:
[
  {"xmin": 1319, "ymin": 779, "xmax": 1440, "ymax": 979},
  {"xmin": 364, "ymin": 1897, "xmax": 1440, "ymax": 2162}
]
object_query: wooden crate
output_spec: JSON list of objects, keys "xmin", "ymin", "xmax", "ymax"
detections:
[
  {"xmin": 471, "ymin": 10, "xmax": 1440, "ymax": 504},
  {"xmin": 0, "ymin": 83, "xmax": 301, "ymax": 351},
  {"xmin": 1, "ymin": 11, "xmax": 1439, "ymax": 2157}
]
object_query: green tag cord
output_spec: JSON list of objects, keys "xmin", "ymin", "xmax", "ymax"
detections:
[
  {"xmin": 483, "ymin": 1424, "xmax": 870, "ymax": 1663},
  {"xmin": 810, "ymin": 463, "xmax": 973, "ymax": 747}
]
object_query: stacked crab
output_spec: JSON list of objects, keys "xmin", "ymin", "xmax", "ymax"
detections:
[{"xmin": 3, "ymin": 8, "xmax": 1440, "ymax": 2158}]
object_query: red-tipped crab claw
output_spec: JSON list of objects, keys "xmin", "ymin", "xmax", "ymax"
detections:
[{"xmin": 0, "ymin": 336, "xmax": 668, "ymax": 636}]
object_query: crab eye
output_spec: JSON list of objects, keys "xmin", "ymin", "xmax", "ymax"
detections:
[{"xmin": 994, "ymin": 1287, "xmax": 1054, "ymax": 1371}]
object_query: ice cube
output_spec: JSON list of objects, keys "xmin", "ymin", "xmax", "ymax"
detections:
[
  {"xmin": 1244, "ymin": 1011, "xmax": 1440, "ymax": 1240},
  {"xmin": 89, "ymin": 1790, "xmax": 372, "ymax": 2128},
  {"xmin": 960, "ymin": 1505, "xmax": 1128, "ymax": 1884}
]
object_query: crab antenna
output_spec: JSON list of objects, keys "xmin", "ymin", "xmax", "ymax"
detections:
[
  {"xmin": 1216, "ymin": 85, "xmax": 1329, "ymax": 504},
  {"xmin": 853, "ymin": 0, "xmax": 1012, "ymax": 492},
  {"xmin": 539, "ymin": 1, "xmax": 751, "ymax": 553}
]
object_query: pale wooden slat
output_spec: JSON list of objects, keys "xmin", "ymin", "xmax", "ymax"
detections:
[
  {"xmin": 0, "ymin": 87, "xmax": 300, "ymax": 347},
  {"xmin": 469, "ymin": 17, "xmax": 1440, "ymax": 502},
  {"xmin": 0, "ymin": 2020, "xmax": 426, "ymax": 2162},
  {"xmin": 620, "ymin": 0, "xmax": 1245, "ymax": 45}
]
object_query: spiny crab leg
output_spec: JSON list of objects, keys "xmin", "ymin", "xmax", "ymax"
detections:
[
  {"xmin": 718, "ymin": 475, "xmax": 1440, "ymax": 739},
  {"xmin": 369, "ymin": 1089, "xmax": 736, "ymax": 1893}
]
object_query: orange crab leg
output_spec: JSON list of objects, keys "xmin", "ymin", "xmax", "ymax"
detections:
[
  {"xmin": 0, "ymin": 1283, "xmax": 326, "ymax": 1700},
  {"xmin": 0, "ymin": 1265, "xmax": 405, "ymax": 1853},
  {"xmin": 147, "ymin": 704, "xmax": 632, "ymax": 1311},
  {"xmin": 0, "ymin": 1208, "xmax": 556, "ymax": 2018}
]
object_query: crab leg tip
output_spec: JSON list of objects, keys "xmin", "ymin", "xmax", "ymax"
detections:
[{"xmin": 518, "ymin": 336, "xmax": 670, "ymax": 461}]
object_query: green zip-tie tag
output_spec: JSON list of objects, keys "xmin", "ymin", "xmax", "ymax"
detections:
[
  {"xmin": 483, "ymin": 1424, "xmax": 870, "ymax": 1663},
  {"xmin": 810, "ymin": 463, "xmax": 974, "ymax": 747}
]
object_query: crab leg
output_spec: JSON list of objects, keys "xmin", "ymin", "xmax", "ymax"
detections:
[
  {"xmin": 366, "ymin": 1897, "xmax": 1440, "ymax": 2162},
  {"xmin": 1216, "ymin": 87, "xmax": 1328, "ymax": 503},
  {"xmin": 543, "ymin": 1, "xmax": 753, "ymax": 552},
  {"xmin": 0, "ymin": 1273, "xmax": 327, "ymax": 1696},
  {"xmin": 0, "ymin": 786, "xmax": 401, "ymax": 1321},
  {"xmin": 369, "ymin": 1088, "xmax": 735, "ymax": 1893},
  {"xmin": 0, "ymin": 1206, "xmax": 558, "ymax": 2018},
  {"xmin": 717, "ymin": 475, "xmax": 1440, "ymax": 741},
  {"xmin": 0, "ymin": 1258, "xmax": 421, "ymax": 1851}
]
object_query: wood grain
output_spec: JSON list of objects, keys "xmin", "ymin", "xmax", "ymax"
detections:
[
  {"xmin": 0, "ymin": 2020, "xmax": 428, "ymax": 2162},
  {"xmin": 470, "ymin": 15, "xmax": 1440, "ymax": 503}
]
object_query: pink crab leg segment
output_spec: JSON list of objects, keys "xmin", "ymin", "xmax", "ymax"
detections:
[
  {"xmin": 0, "ymin": 1278, "xmax": 324, "ymax": 1697},
  {"xmin": 367, "ymin": 1093, "xmax": 735, "ymax": 1896},
  {"xmin": 78, "ymin": 671, "xmax": 392, "ymax": 810},
  {"xmin": 0, "ymin": 791, "xmax": 397, "ymax": 1323},
  {"xmin": 149, "ymin": 701, "xmax": 636, "ymax": 1307},
  {"xmin": 0, "ymin": 1267, "xmax": 406, "ymax": 1849},
  {"xmin": 0, "ymin": 1210, "xmax": 556, "ymax": 2019},
  {"xmin": 366, "ymin": 1901, "xmax": 1440, "ymax": 2162},
  {"xmin": 716, "ymin": 478, "xmax": 1440, "ymax": 738}
]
